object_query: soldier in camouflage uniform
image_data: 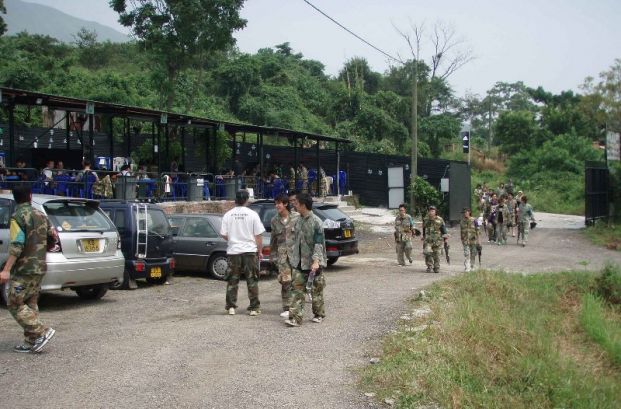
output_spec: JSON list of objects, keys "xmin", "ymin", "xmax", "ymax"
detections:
[
  {"xmin": 270, "ymin": 194, "xmax": 299, "ymax": 318},
  {"xmin": 288, "ymin": 164, "xmax": 296, "ymax": 192},
  {"xmin": 460, "ymin": 207, "xmax": 479, "ymax": 272},
  {"xmin": 394, "ymin": 204, "xmax": 415, "ymax": 266},
  {"xmin": 422, "ymin": 205, "xmax": 448, "ymax": 274},
  {"xmin": 297, "ymin": 163, "xmax": 309, "ymax": 193},
  {"xmin": 285, "ymin": 192, "xmax": 327, "ymax": 327},
  {"xmin": 219, "ymin": 190, "xmax": 266, "ymax": 316},
  {"xmin": 517, "ymin": 195, "xmax": 535, "ymax": 247},
  {"xmin": 495, "ymin": 196, "xmax": 511, "ymax": 245},
  {"xmin": 319, "ymin": 167, "xmax": 328, "ymax": 197},
  {"xmin": 0, "ymin": 185, "xmax": 57, "ymax": 353}
]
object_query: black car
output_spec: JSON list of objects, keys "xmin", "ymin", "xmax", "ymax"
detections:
[
  {"xmin": 168, "ymin": 213, "xmax": 272, "ymax": 280},
  {"xmin": 248, "ymin": 199, "xmax": 359, "ymax": 266},
  {"xmin": 99, "ymin": 201, "xmax": 175, "ymax": 288}
]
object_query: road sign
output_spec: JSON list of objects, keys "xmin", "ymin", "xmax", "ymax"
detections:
[
  {"xmin": 461, "ymin": 131, "xmax": 470, "ymax": 153},
  {"xmin": 85, "ymin": 102, "xmax": 95, "ymax": 115},
  {"xmin": 607, "ymin": 131, "xmax": 620, "ymax": 161}
]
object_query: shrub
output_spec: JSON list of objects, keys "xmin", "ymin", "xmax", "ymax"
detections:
[{"xmin": 594, "ymin": 263, "xmax": 621, "ymax": 305}]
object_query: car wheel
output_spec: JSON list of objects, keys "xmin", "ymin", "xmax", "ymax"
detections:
[
  {"xmin": 208, "ymin": 253, "xmax": 228, "ymax": 280},
  {"xmin": 75, "ymin": 284, "xmax": 109, "ymax": 300},
  {"xmin": 327, "ymin": 257, "xmax": 339, "ymax": 266}
]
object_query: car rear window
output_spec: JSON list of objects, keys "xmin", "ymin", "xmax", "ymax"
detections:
[
  {"xmin": 44, "ymin": 201, "xmax": 115, "ymax": 232},
  {"xmin": 145, "ymin": 209, "xmax": 170, "ymax": 235},
  {"xmin": 314, "ymin": 207, "xmax": 349, "ymax": 222},
  {"xmin": 0, "ymin": 199, "xmax": 13, "ymax": 229}
]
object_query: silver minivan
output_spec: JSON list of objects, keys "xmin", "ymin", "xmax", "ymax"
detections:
[{"xmin": 0, "ymin": 194, "xmax": 125, "ymax": 303}]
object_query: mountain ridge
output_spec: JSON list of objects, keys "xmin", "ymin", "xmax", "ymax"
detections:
[{"xmin": 3, "ymin": 0, "xmax": 129, "ymax": 43}]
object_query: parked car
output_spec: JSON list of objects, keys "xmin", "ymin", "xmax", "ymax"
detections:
[
  {"xmin": 99, "ymin": 201, "xmax": 175, "ymax": 288},
  {"xmin": 168, "ymin": 213, "xmax": 272, "ymax": 280},
  {"xmin": 248, "ymin": 199, "xmax": 359, "ymax": 266},
  {"xmin": 0, "ymin": 194, "xmax": 125, "ymax": 304}
]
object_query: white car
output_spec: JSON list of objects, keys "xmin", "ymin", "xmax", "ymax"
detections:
[{"xmin": 0, "ymin": 194, "xmax": 125, "ymax": 304}]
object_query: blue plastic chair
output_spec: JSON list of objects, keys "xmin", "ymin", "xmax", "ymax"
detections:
[{"xmin": 53, "ymin": 175, "xmax": 72, "ymax": 196}]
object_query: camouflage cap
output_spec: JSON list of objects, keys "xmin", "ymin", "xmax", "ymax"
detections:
[{"xmin": 428, "ymin": 205, "xmax": 437, "ymax": 210}]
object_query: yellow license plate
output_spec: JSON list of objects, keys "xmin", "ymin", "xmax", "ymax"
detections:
[
  {"xmin": 82, "ymin": 239, "xmax": 100, "ymax": 252},
  {"xmin": 343, "ymin": 229, "xmax": 351, "ymax": 238},
  {"xmin": 150, "ymin": 267, "xmax": 162, "ymax": 278}
]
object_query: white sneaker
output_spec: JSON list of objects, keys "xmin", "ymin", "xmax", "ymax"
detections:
[
  {"xmin": 280, "ymin": 311, "xmax": 290, "ymax": 318},
  {"xmin": 249, "ymin": 310, "xmax": 261, "ymax": 316},
  {"xmin": 228, "ymin": 308, "xmax": 235, "ymax": 315},
  {"xmin": 285, "ymin": 319, "xmax": 300, "ymax": 327},
  {"xmin": 311, "ymin": 316, "xmax": 323, "ymax": 323}
]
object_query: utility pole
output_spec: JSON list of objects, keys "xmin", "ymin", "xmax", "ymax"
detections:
[{"xmin": 410, "ymin": 60, "xmax": 418, "ymax": 212}]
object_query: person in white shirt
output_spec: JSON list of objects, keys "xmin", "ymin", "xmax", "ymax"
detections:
[{"xmin": 220, "ymin": 190, "xmax": 265, "ymax": 316}]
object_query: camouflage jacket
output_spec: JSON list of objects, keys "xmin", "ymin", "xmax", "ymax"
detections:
[
  {"xmin": 518, "ymin": 203, "xmax": 534, "ymax": 223},
  {"xmin": 92, "ymin": 175, "xmax": 114, "ymax": 198},
  {"xmin": 270, "ymin": 211, "xmax": 299, "ymax": 268},
  {"xmin": 9, "ymin": 203, "xmax": 53, "ymax": 276},
  {"xmin": 423, "ymin": 216, "xmax": 447, "ymax": 245},
  {"xmin": 297, "ymin": 166, "xmax": 308, "ymax": 181},
  {"xmin": 289, "ymin": 211, "xmax": 327, "ymax": 270},
  {"xmin": 496, "ymin": 204, "xmax": 510, "ymax": 225},
  {"xmin": 460, "ymin": 216, "xmax": 479, "ymax": 245},
  {"xmin": 394, "ymin": 214, "xmax": 414, "ymax": 242}
]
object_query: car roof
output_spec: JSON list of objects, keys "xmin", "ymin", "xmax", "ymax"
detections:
[
  {"xmin": 98, "ymin": 200, "xmax": 163, "ymax": 209},
  {"xmin": 0, "ymin": 193, "xmax": 100, "ymax": 206},
  {"xmin": 168, "ymin": 213, "xmax": 222, "ymax": 218}
]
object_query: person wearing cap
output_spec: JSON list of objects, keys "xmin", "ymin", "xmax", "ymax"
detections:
[
  {"xmin": 394, "ymin": 204, "xmax": 416, "ymax": 266},
  {"xmin": 460, "ymin": 207, "xmax": 480, "ymax": 272},
  {"xmin": 220, "ymin": 190, "xmax": 266, "ymax": 316},
  {"xmin": 422, "ymin": 205, "xmax": 448, "ymax": 273},
  {"xmin": 517, "ymin": 195, "xmax": 535, "ymax": 247}
]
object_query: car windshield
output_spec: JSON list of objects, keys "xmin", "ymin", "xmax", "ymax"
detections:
[
  {"xmin": 44, "ymin": 201, "xmax": 115, "ymax": 232},
  {"xmin": 146, "ymin": 209, "xmax": 170, "ymax": 235},
  {"xmin": 314, "ymin": 206, "xmax": 349, "ymax": 222}
]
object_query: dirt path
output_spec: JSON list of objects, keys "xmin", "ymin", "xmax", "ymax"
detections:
[{"xmin": 0, "ymin": 218, "xmax": 619, "ymax": 408}]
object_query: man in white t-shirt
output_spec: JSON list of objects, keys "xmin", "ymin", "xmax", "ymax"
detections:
[{"xmin": 220, "ymin": 190, "xmax": 266, "ymax": 316}]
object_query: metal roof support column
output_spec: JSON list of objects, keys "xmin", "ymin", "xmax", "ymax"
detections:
[
  {"xmin": 164, "ymin": 123, "xmax": 170, "ymax": 173},
  {"xmin": 336, "ymin": 142, "xmax": 340, "ymax": 197},
  {"xmin": 126, "ymin": 118, "xmax": 131, "ymax": 158},
  {"xmin": 232, "ymin": 130, "xmax": 238, "ymax": 192},
  {"xmin": 259, "ymin": 132, "xmax": 264, "ymax": 197},
  {"xmin": 108, "ymin": 116, "xmax": 114, "ymax": 163},
  {"xmin": 181, "ymin": 126, "xmax": 186, "ymax": 170},
  {"xmin": 293, "ymin": 136, "xmax": 298, "ymax": 190},
  {"xmin": 65, "ymin": 113, "xmax": 70, "ymax": 151},
  {"xmin": 316, "ymin": 139, "xmax": 320, "ymax": 197},
  {"xmin": 8, "ymin": 102, "xmax": 15, "ymax": 167},
  {"xmin": 88, "ymin": 113, "xmax": 94, "ymax": 165},
  {"xmin": 204, "ymin": 127, "xmax": 210, "ymax": 173}
]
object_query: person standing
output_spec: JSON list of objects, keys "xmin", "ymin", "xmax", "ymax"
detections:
[
  {"xmin": 460, "ymin": 208, "xmax": 480, "ymax": 272},
  {"xmin": 496, "ymin": 196, "xmax": 510, "ymax": 245},
  {"xmin": 394, "ymin": 204, "xmax": 414, "ymax": 266},
  {"xmin": 422, "ymin": 205, "xmax": 448, "ymax": 274},
  {"xmin": 220, "ymin": 190, "xmax": 266, "ymax": 316},
  {"xmin": 0, "ymin": 185, "xmax": 57, "ymax": 353},
  {"xmin": 517, "ymin": 195, "xmax": 535, "ymax": 247},
  {"xmin": 285, "ymin": 192, "xmax": 327, "ymax": 327},
  {"xmin": 270, "ymin": 194, "xmax": 298, "ymax": 318}
]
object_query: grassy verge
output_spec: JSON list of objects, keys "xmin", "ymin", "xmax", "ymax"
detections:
[
  {"xmin": 584, "ymin": 221, "xmax": 621, "ymax": 251},
  {"xmin": 360, "ymin": 270, "xmax": 621, "ymax": 408},
  {"xmin": 580, "ymin": 293, "xmax": 621, "ymax": 365}
]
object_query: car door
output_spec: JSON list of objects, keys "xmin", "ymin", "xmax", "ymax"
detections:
[
  {"xmin": 178, "ymin": 217, "xmax": 219, "ymax": 272},
  {"xmin": 168, "ymin": 216, "xmax": 190, "ymax": 270}
]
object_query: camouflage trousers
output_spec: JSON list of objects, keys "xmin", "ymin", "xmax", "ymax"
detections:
[
  {"xmin": 277, "ymin": 262, "xmax": 292, "ymax": 311},
  {"xmin": 518, "ymin": 221, "xmax": 530, "ymax": 244},
  {"xmin": 497, "ymin": 223, "xmax": 507, "ymax": 243},
  {"xmin": 462, "ymin": 243, "xmax": 477, "ymax": 271},
  {"xmin": 290, "ymin": 268, "xmax": 326, "ymax": 325},
  {"xmin": 423, "ymin": 242, "xmax": 441, "ymax": 272},
  {"xmin": 8, "ymin": 274, "xmax": 48, "ymax": 344},
  {"xmin": 225, "ymin": 253, "xmax": 260, "ymax": 311},
  {"xmin": 396, "ymin": 240, "xmax": 412, "ymax": 265}
]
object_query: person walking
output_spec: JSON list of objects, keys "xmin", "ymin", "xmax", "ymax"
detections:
[
  {"xmin": 422, "ymin": 205, "xmax": 448, "ymax": 274},
  {"xmin": 460, "ymin": 207, "xmax": 480, "ymax": 272},
  {"xmin": 394, "ymin": 204, "xmax": 415, "ymax": 266},
  {"xmin": 517, "ymin": 195, "xmax": 535, "ymax": 247},
  {"xmin": 270, "ymin": 194, "xmax": 298, "ymax": 318},
  {"xmin": 285, "ymin": 192, "xmax": 327, "ymax": 327},
  {"xmin": 0, "ymin": 185, "xmax": 57, "ymax": 353},
  {"xmin": 496, "ymin": 196, "xmax": 510, "ymax": 245},
  {"xmin": 220, "ymin": 190, "xmax": 266, "ymax": 316}
]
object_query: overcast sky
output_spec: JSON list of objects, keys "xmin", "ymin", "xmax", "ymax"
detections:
[{"xmin": 24, "ymin": 0, "xmax": 621, "ymax": 97}]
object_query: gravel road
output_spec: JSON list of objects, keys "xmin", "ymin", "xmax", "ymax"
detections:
[{"xmin": 1, "ymin": 219, "xmax": 620, "ymax": 408}]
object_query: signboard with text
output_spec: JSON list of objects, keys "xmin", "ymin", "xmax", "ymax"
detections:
[{"xmin": 607, "ymin": 131, "xmax": 620, "ymax": 161}]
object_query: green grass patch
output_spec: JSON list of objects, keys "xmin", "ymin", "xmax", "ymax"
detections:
[
  {"xmin": 584, "ymin": 221, "xmax": 621, "ymax": 251},
  {"xmin": 579, "ymin": 293, "xmax": 621, "ymax": 366},
  {"xmin": 360, "ymin": 269, "xmax": 621, "ymax": 408}
]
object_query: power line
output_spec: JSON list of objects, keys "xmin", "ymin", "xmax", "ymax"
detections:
[{"xmin": 301, "ymin": 0, "xmax": 402, "ymax": 64}]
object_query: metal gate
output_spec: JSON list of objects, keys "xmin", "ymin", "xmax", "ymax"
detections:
[
  {"xmin": 388, "ymin": 166, "xmax": 404, "ymax": 209},
  {"xmin": 585, "ymin": 161, "xmax": 609, "ymax": 225}
]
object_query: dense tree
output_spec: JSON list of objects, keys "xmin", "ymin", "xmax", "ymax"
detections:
[
  {"xmin": 0, "ymin": 0, "xmax": 6, "ymax": 37},
  {"xmin": 493, "ymin": 110, "xmax": 538, "ymax": 155},
  {"xmin": 110, "ymin": 0, "xmax": 246, "ymax": 111}
]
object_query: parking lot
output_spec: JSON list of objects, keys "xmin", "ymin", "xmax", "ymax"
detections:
[{"xmin": 2, "ymin": 224, "xmax": 621, "ymax": 409}]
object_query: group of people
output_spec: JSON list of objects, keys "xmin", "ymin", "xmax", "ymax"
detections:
[
  {"xmin": 475, "ymin": 181, "xmax": 535, "ymax": 247},
  {"xmin": 220, "ymin": 190, "xmax": 326, "ymax": 327}
]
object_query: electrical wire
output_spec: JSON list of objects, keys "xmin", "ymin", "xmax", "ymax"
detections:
[{"xmin": 301, "ymin": 0, "xmax": 402, "ymax": 64}]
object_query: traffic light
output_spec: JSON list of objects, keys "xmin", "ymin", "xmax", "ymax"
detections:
[{"xmin": 461, "ymin": 131, "xmax": 470, "ymax": 153}]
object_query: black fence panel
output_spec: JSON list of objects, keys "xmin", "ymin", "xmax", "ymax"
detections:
[{"xmin": 585, "ymin": 161, "xmax": 609, "ymax": 225}]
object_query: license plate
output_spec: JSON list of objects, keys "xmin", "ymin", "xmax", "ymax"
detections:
[
  {"xmin": 82, "ymin": 239, "xmax": 100, "ymax": 252},
  {"xmin": 150, "ymin": 267, "xmax": 162, "ymax": 278},
  {"xmin": 343, "ymin": 229, "xmax": 351, "ymax": 238}
]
